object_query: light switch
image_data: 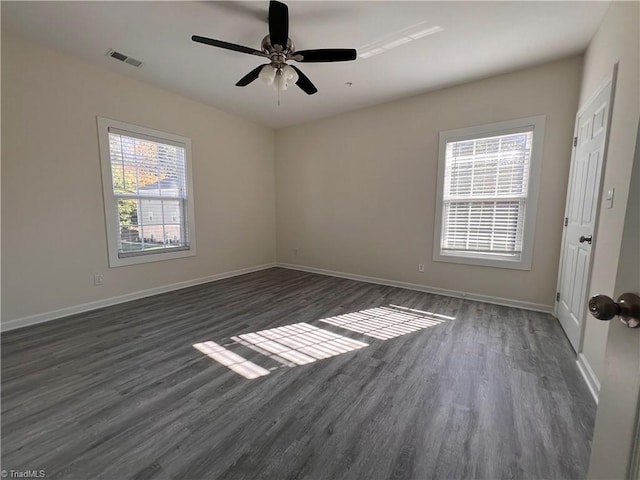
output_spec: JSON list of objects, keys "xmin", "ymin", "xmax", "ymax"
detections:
[{"xmin": 605, "ymin": 187, "xmax": 615, "ymax": 209}]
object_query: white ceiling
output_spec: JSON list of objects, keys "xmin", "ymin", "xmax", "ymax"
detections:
[{"xmin": 2, "ymin": 1, "xmax": 610, "ymax": 128}]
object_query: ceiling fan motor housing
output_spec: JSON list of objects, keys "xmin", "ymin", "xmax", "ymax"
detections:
[{"xmin": 261, "ymin": 35, "xmax": 295, "ymax": 67}]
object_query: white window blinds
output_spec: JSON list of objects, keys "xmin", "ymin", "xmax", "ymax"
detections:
[
  {"xmin": 107, "ymin": 128, "xmax": 190, "ymax": 257},
  {"xmin": 441, "ymin": 130, "xmax": 533, "ymax": 258}
]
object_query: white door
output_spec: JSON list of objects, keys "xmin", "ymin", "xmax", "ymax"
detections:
[
  {"xmin": 587, "ymin": 120, "xmax": 640, "ymax": 479},
  {"xmin": 556, "ymin": 74, "xmax": 616, "ymax": 351}
]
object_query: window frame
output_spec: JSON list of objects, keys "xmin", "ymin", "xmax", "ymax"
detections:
[
  {"xmin": 97, "ymin": 117, "xmax": 197, "ymax": 268},
  {"xmin": 433, "ymin": 115, "xmax": 546, "ymax": 270}
]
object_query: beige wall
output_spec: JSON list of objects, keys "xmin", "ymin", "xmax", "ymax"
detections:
[
  {"xmin": 4, "ymin": 15, "xmax": 623, "ymax": 336},
  {"xmin": 578, "ymin": 1, "xmax": 640, "ymax": 384},
  {"xmin": 276, "ymin": 56, "xmax": 583, "ymax": 308},
  {"xmin": 1, "ymin": 34, "xmax": 276, "ymax": 324}
]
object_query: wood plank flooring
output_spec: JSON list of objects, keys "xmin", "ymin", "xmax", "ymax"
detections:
[{"xmin": 1, "ymin": 268, "xmax": 596, "ymax": 479}]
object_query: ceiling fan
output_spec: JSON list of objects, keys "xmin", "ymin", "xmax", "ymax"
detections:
[{"xmin": 192, "ymin": 0, "xmax": 357, "ymax": 96}]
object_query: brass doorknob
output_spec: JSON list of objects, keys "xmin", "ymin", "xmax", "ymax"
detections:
[{"xmin": 588, "ymin": 293, "xmax": 640, "ymax": 328}]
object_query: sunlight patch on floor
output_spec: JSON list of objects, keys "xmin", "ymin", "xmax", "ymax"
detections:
[
  {"xmin": 192, "ymin": 341, "xmax": 271, "ymax": 379},
  {"xmin": 194, "ymin": 304, "xmax": 452, "ymax": 379},
  {"xmin": 319, "ymin": 304, "xmax": 453, "ymax": 340},
  {"xmin": 231, "ymin": 323, "xmax": 368, "ymax": 366},
  {"xmin": 194, "ymin": 323, "xmax": 368, "ymax": 379}
]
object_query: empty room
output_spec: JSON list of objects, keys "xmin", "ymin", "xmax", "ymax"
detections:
[{"xmin": 2, "ymin": 1, "xmax": 639, "ymax": 479}]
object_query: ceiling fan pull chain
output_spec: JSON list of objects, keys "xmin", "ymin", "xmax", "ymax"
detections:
[{"xmin": 276, "ymin": 67, "xmax": 288, "ymax": 105}]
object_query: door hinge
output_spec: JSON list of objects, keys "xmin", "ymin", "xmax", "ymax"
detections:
[
  {"xmin": 564, "ymin": 217, "xmax": 568, "ymax": 227},
  {"xmin": 573, "ymin": 136, "xmax": 578, "ymax": 147},
  {"xmin": 556, "ymin": 292, "xmax": 561, "ymax": 302}
]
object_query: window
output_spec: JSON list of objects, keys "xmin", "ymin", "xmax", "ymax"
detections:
[
  {"xmin": 433, "ymin": 116, "xmax": 545, "ymax": 270},
  {"xmin": 97, "ymin": 117, "xmax": 196, "ymax": 267}
]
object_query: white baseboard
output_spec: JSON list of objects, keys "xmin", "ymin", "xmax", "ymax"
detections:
[
  {"xmin": 577, "ymin": 353, "xmax": 600, "ymax": 404},
  {"xmin": 3, "ymin": 261, "xmax": 555, "ymax": 333},
  {"xmin": 276, "ymin": 263, "xmax": 554, "ymax": 314},
  {"xmin": 1, "ymin": 263, "xmax": 276, "ymax": 333}
]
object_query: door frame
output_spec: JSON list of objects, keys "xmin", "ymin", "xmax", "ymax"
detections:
[
  {"xmin": 587, "ymin": 118, "xmax": 640, "ymax": 478},
  {"xmin": 554, "ymin": 64, "xmax": 618, "ymax": 354},
  {"xmin": 632, "ymin": 407, "xmax": 640, "ymax": 479}
]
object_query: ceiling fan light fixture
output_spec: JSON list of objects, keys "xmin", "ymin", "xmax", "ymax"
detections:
[
  {"xmin": 261, "ymin": 64, "xmax": 298, "ymax": 91},
  {"xmin": 281, "ymin": 64, "xmax": 299, "ymax": 87},
  {"xmin": 259, "ymin": 64, "xmax": 277, "ymax": 85},
  {"xmin": 275, "ymin": 70, "xmax": 287, "ymax": 91}
]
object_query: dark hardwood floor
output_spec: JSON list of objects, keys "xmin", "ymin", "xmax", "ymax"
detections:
[{"xmin": 1, "ymin": 268, "xmax": 596, "ymax": 479}]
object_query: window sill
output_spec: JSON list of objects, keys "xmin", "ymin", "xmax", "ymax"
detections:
[
  {"xmin": 109, "ymin": 247, "xmax": 196, "ymax": 268},
  {"xmin": 433, "ymin": 251, "xmax": 532, "ymax": 270}
]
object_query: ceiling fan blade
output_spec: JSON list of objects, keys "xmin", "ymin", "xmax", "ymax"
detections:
[
  {"xmin": 268, "ymin": 1, "xmax": 289, "ymax": 48},
  {"xmin": 236, "ymin": 65, "xmax": 268, "ymax": 87},
  {"xmin": 294, "ymin": 49, "xmax": 357, "ymax": 63},
  {"xmin": 290, "ymin": 65, "xmax": 318, "ymax": 95},
  {"xmin": 192, "ymin": 35, "xmax": 265, "ymax": 57}
]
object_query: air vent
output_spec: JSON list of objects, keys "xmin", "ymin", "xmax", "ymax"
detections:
[{"xmin": 106, "ymin": 49, "xmax": 143, "ymax": 68}]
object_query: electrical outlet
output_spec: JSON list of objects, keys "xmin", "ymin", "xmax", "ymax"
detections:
[
  {"xmin": 418, "ymin": 264, "xmax": 425, "ymax": 272},
  {"xmin": 94, "ymin": 274, "xmax": 104, "ymax": 286}
]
